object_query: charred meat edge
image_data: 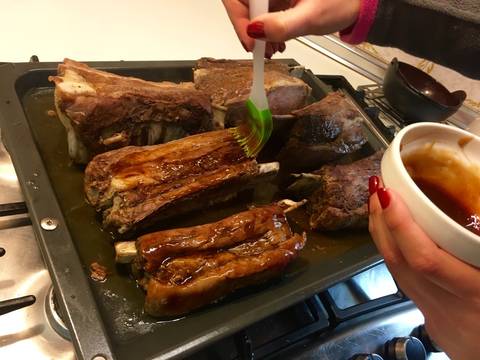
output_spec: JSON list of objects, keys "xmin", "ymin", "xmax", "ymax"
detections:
[{"xmin": 278, "ymin": 91, "xmax": 367, "ymax": 171}]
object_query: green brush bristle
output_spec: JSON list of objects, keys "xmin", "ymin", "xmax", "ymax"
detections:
[{"xmin": 231, "ymin": 99, "xmax": 273, "ymax": 158}]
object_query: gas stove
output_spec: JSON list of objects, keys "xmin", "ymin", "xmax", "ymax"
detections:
[{"xmin": 0, "ymin": 99, "xmax": 451, "ymax": 360}]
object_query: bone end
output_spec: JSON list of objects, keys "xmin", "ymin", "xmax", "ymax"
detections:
[
  {"xmin": 279, "ymin": 199, "xmax": 308, "ymax": 213},
  {"xmin": 115, "ymin": 241, "xmax": 137, "ymax": 264},
  {"xmin": 258, "ymin": 162, "xmax": 280, "ymax": 175}
]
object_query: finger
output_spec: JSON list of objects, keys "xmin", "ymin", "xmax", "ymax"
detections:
[
  {"xmin": 279, "ymin": 42, "xmax": 286, "ymax": 53},
  {"xmin": 222, "ymin": 0, "xmax": 254, "ymax": 51},
  {"xmin": 369, "ymin": 181, "xmax": 446, "ymax": 309},
  {"xmin": 248, "ymin": 3, "xmax": 311, "ymax": 42},
  {"xmin": 369, "ymin": 188, "xmax": 404, "ymax": 268},
  {"xmin": 381, "ymin": 188, "xmax": 480, "ymax": 298}
]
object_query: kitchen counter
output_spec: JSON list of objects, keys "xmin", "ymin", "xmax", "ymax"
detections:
[{"xmin": 0, "ymin": 0, "xmax": 370, "ymax": 87}]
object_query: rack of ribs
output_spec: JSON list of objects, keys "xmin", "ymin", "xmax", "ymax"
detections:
[
  {"xmin": 115, "ymin": 203, "xmax": 306, "ymax": 317},
  {"xmin": 84, "ymin": 129, "xmax": 279, "ymax": 235},
  {"xmin": 49, "ymin": 59, "xmax": 213, "ymax": 163},
  {"xmin": 288, "ymin": 151, "xmax": 383, "ymax": 230},
  {"xmin": 193, "ymin": 58, "xmax": 311, "ymax": 128}
]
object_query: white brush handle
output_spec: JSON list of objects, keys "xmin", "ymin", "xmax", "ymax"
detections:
[{"xmin": 250, "ymin": 0, "xmax": 269, "ymax": 109}]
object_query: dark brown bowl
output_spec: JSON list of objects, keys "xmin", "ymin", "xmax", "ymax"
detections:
[{"xmin": 383, "ymin": 58, "xmax": 466, "ymax": 123}]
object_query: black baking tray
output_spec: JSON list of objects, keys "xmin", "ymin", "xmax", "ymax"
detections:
[{"xmin": 0, "ymin": 60, "xmax": 388, "ymax": 360}]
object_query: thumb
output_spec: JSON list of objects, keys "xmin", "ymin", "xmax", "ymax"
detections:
[{"xmin": 248, "ymin": 5, "xmax": 311, "ymax": 43}]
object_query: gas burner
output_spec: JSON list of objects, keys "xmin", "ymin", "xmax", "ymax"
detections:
[{"xmin": 45, "ymin": 286, "xmax": 71, "ymax": 340}]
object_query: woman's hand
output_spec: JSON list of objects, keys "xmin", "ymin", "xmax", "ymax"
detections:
[
  {"xmin": 368, "ymin": 176, "xmax": 480, "ymax": 360},
  {"xmin": 222, "ymin": 0, "xmax": 360, "ymax": 57}
]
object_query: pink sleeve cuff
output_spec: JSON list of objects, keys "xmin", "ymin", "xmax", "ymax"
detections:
[{"xmin": 339, "ymin": 0, "xmax": 379, "ymax": 45}]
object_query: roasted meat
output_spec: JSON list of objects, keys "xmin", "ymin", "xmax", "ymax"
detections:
[
  {"xmin": 85, "ymin": 129, "xmax": 279, "ymax": 234},
  {"xmin": 277, "ymin": 92, "xmax": 367, "ymax": 171},
  {"xmin": 288, "ymin": 151, "xmax": 382, "ymax": 231},
  {"xmin": 49, "ymin": 59, "xmax": 213, "ymax": 163},
  {"xmin": 193, "ymin": 58, "xmax": 311, "ymax": 128},
  {"xmin": 115, "ymin": 204, "xmax": 306, "ymax": 317}
]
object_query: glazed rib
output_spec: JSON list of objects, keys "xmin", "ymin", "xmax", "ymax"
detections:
[
  {"xmin": 136, "ymin": 205, "xmax": 291, "ymax": 273},
  {"xmin": 49, "ymin": 59, "xmax": 212, "ymax": 163},
  {"xmin": 128, "ymin": 204, "xmax": 306, "ymax": 317},
  {"xmin": 85, "ymin": 129, "xmax": 279, "ymax": 234}
]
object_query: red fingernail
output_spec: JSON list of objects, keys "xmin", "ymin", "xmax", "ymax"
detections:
[
  {"xmin": 247, "ymin": 21, "xmax": 266, "ymax": 39},
  {"xmin": 241, "ymin": 41, "xmax": 249, "ymax": 52},
  {"xmin": 279, "ymin": 43, "xmax": 286, "ymax": 53},
  {"xmin": 377, "ymin": 187, "xmax": 391, "ymax": 209},
  {"xmin": 369, "ymin": 176, "xmax": 379, "ymax": 195}
]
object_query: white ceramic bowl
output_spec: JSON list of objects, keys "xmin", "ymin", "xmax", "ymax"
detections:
[{"xmin": 381, "ymin": 122, "xmax": 480, "ymax": 267}]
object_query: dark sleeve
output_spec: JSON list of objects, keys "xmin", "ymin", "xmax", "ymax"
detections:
[{"xmin": 367, "ymin": 0, "xmax": 480, "ymax": 79}]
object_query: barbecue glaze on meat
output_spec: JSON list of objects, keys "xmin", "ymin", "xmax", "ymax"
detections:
[
  {"xmin": 278, "ymin": 92, "xmax": 367, "ymax": 171},
  {"xmin": 131, "ymin": 204, "xmax": 306, "ymax": 317},
  {"xmin": 49, "ymin": 59, "xmax": 212, "ymax": 163},
  {"xmin": 194, "ymin": 58, "xmax": 311, "ymax": 128},
  {"xmin": 289, "ymin": 152, "xmax": 382, "ymax": 231},
  {"xmin": 84, "ymin": 129, "xmax": 279, "ymax": 235}
]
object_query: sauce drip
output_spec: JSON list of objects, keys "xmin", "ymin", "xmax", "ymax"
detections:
[{"xmin": 402, "ymin": 144, "xmax": 480, "ymax": 237}]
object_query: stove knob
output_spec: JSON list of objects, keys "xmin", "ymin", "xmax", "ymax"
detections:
[
  {"xmin": 350, "ymin": 354, "xmax": 384, "ymax": 360},
  {"xmin": 385, "ymin": 336, "xmax": 426, "ymax": 360},
  {"xmin": 411, "ymin": 325, "xmax": 443, "ymax": 353}
]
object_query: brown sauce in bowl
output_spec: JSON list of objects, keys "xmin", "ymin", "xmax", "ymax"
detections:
[{"xmin": 402, "ymin": 145, "xmax": 480, "ymax": 236}]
